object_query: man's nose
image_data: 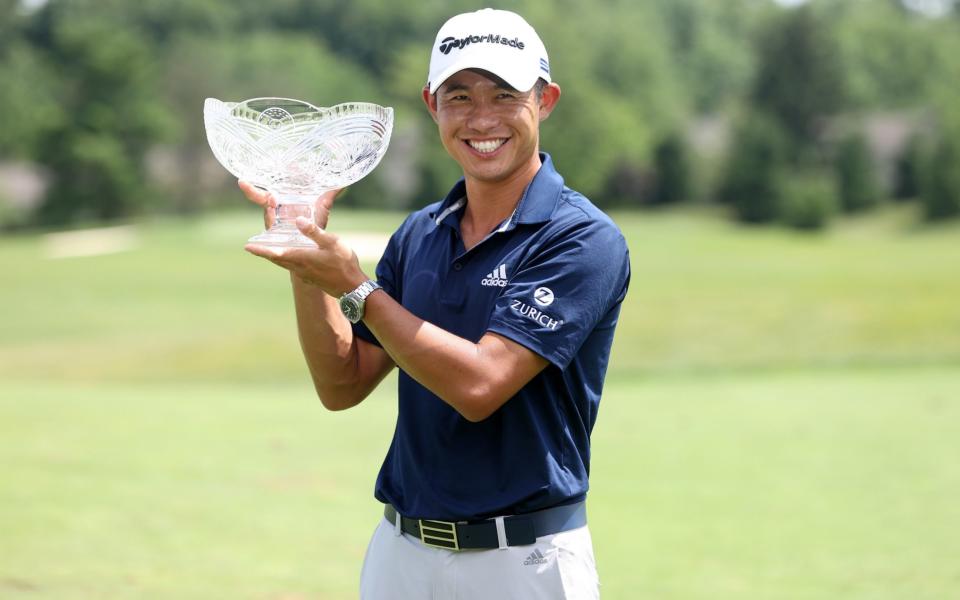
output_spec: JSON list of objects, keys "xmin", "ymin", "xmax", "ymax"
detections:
[{"xmin": 466, "ymin": 100, "xmax": 501, "ymax": 130}]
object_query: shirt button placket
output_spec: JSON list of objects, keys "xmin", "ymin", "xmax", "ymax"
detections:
[{"xmin": 442, "ymin": 259, "xmax": 467, "ymax": 307}]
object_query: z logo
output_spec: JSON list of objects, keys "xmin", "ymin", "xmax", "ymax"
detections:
[{"xmin": 534, "ymin": 287, "xmax": 555, "ymax": 307}]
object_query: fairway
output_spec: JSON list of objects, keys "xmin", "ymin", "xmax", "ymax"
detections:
[{"xmin": 2, "ymin": 207, "xmax": 959, "ymax": 599}]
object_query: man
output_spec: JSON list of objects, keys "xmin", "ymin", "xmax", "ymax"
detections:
[{"xmin": 242, "ymin": 8, "xmax": 630, "ymax": 599}]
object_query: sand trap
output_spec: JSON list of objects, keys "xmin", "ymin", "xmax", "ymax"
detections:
[
  {"xmin": 41, "ymin": 224, "xmax": 388, "ymax": 262},
  {"xmin": 339, "ymin": 232, "xmax": 390, "ymax": 262},
  {"xmin": 43, "ymin": 225, "xmax": 140, "ymax": 259}
]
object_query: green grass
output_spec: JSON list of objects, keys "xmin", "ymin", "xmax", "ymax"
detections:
[
  {"xmin": 0, "ymin": 379, "xmax": 392, "ymax": 599},
  {"xmin": 593, "ymin": 367, "xmax": 960, "ymax": 599},
  {"xmin": 1, "ymin": 206, "xmax": 959, "ymax": 598}
]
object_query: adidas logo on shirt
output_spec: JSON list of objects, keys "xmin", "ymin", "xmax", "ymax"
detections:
[
  {"xmin": 481, "ymin": 264, "xmax": 508, "ymax": 287},
  {"xmin": 523, "ymin": 548, "xmax": 549, "ymax": 566}
]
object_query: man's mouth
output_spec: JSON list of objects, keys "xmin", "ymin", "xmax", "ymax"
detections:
[{"xmin": 466, "ymin": 138, "xmax": 507, "ymax": 154}]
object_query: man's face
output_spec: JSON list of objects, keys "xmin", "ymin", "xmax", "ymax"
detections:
[{"xmin": 423, "ymin": 69, "xmax": 559, "ymax": 186}]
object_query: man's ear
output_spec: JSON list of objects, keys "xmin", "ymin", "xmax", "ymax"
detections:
[
  {"xmin": 538, "ymin": 82, "xmax": 562, "ymax": 122},
  {"xmin": 422, "ymin": 86, "xmax": 439, "ymax": 124}
]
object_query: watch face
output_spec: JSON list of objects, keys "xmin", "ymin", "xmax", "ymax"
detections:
[{"xmin": 340, "ymin": 296, "xmax": 362, "ymax": 323}]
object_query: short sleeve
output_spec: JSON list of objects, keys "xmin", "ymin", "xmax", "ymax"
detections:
[
  {"xmin": 486, "ymin": 218, "xmax": 630, "ymax": 369},
  {"xmin": 351, "ymin": 215, "xmax": 412, "ymax": 347}
]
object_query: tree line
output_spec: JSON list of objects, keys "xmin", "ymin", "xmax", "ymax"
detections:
[{"xmin": 1, "ymin": 0, "xmax": 959, "ymax": 230}]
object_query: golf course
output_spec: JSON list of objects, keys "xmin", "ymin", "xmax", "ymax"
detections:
[{"xmin": 2, "ymin": 206, "xmax": 958, "ymax": 599}]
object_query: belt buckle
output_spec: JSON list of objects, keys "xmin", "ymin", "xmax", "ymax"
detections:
[{"xmin": 418, "ymin": 519, "xmax": 459, "ymax": 551}]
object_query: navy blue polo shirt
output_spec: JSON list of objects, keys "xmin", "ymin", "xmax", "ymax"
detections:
[{"xmin": 353, "ymin": 153, "xmax": 630, "ymax": 521}]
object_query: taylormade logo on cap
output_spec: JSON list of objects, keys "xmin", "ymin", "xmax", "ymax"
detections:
[
  {"xmin": 428, "ymin": 9, "xmax": 551, "ymax": 94},
  {"xmin": 438, "ymin": 34, "xmax": 526, "ymax": 55}
]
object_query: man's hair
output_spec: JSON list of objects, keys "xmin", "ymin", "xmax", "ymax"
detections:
[{"xmin": 533, "ymin": 78, "xmax": 547, "ymax": 102}]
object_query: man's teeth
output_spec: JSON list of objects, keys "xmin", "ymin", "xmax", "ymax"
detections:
[{"xmin": 468, "ymin": 139, "xmax": 506, "ymax": 153}]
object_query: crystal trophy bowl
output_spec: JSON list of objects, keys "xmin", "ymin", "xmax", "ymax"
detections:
[{"xmin": 204, "ymin": 97, "xmax": 394, "ymax": 247}]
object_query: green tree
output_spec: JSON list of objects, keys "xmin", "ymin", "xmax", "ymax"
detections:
[
  {"xmin": 718, "ymin": 114, "xmax": 790, "ymax": 224},
  {"xmin": 751, "ymin": 6, "xmax": 847, "ymax": 148},
  {"xmin": 537, "ymin": 2, "xmax": 682, "ymax": 201},
  {"xmin": 780, "ymin": 170, "xmax": 839, "ymax": 231},
  {"xmin": 834, "ymin": 132, "xmax": 881, "ymax": 213},
  {"xmin": 921, "ymin": 134, "xmax": 960, "ymax": 220},
  {"xmin": 832, "ymin": 0, "xmax": 944, "ymax": 109},
  {"xmin": 0, "ymin": 41, "xmax": 64, "ymax": 159},
  {"xmin": 656, "ymin": 0, "xmax": 761, "ymax": 114},
  {"xmin": 893, "ymin": 133, "xmax": 928, "ymax": 200},
  {"xmin": 7, "ymin": 0, "xmax": 957, "ymax": 226},
  {"xmin": 0, "ymin": 0, "xmax": 21, "ymax": 51},
  {"xmin": 650, "ymin": 133, "xmax": 692, "ymax": 205},
  {"xmin": 27, "ymin": 8, "xmax": 173, "ymax": 224}
]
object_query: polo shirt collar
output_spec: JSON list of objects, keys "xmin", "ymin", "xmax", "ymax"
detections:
[{"xmin": 430, "ymin": 152, "xmax": 564, "ymax": 231}]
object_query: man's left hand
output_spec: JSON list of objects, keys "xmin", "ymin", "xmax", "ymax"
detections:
[{"xmin": 244, "ymin": 217, "xmax": 368, "ymax": 297}]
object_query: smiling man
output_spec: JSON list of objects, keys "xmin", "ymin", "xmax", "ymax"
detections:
[{"xmin": 243, "ymin": 8, "xmax": 630, "ymax": 599}]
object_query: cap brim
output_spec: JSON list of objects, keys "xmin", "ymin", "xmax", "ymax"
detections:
[
  {"xmin": 430, "ymin": 66, "xmax": 540, "ymax": 95},
  {"xmin": 428, "ymin": 46, "xmax": 544, "ymax": 94}
]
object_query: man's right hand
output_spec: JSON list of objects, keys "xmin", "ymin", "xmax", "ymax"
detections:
[{"xmin": 237, "ymin": 181, "xmax": 342, "ymax": 230}]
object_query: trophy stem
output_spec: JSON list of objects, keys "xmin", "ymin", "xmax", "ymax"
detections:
[{"xmin": 247, "ymin": 195, "xmax": 319, "ymax": 248}]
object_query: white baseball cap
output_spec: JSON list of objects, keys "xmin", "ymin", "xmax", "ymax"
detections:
[{"xmin": 427, "ymin": 8, "xmax": 551, "ymax": 95}]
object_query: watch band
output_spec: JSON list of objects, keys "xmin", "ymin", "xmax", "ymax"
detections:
[{"xmin": 352, "ymin": 280, "xmax": 382, "ymax": 302}]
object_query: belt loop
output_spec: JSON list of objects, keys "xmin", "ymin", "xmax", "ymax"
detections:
[
  {"xmin": 494, "ymin": 516, "xmax": 508, "ymax": 550},
  {"xmin": 393, "ymin": 509, "xmax": 402, "ymax": 537}
]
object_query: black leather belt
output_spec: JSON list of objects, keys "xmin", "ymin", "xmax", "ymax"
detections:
[{"xmin": 383, "ymin": 501, "xmax": 587, "ymax": 551}]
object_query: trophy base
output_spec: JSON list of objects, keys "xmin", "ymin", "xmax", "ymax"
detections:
[
  {"xmin": 247, "ymin": 200, "xmax": 318, "ymax": 248},
  {"xmin": 247, "ymin": 228, "xmax": 317, "ymax": 248}
]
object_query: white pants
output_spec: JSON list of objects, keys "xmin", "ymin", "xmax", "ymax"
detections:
[{"xmin": 359, "ymin": 516, "xmax": 600, "ymax": 600}]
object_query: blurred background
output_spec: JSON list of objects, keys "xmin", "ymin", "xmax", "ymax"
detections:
[
  {"xmin": 1, "ymin": 0, "xmax": 960, "ymax": 225},
  {"xmin": 1, "ymin": 0, "xmax": 958, "ymax": 598}
]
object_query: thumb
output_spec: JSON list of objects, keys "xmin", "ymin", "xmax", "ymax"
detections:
[{"xmin": 296, "ymin": 216, "xmax": 327, "ymax": 245}]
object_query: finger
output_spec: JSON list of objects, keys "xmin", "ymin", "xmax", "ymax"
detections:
[
  {"xmin": 316, "ymin": 188, "xmax": 343, "ymax": 211},
  {"xmin": 238, "ymin": 180, "xmax": 275, "ymax": 209},
  {"xmin": 244, "ymin": 243, "xmax": 287, "ymax": 262},
  {"xmin": 296, "ymin": 216, "xmax": 333, "ymax": 246},
  {"xmin": 239, "ymin": 181, "xmax": 278, "ymax": 229},
  {"xmin": 313, "ymin": 188, "xmax": 343, "ymax": 229}
]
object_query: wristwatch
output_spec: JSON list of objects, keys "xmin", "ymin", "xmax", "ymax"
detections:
[{"xmin": 338, "ymin": 280, "xmax": 382, "ymax": 324}]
